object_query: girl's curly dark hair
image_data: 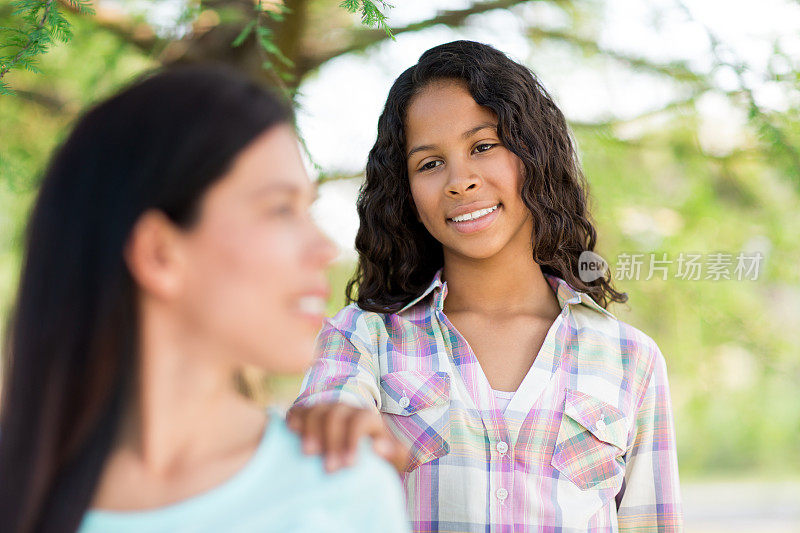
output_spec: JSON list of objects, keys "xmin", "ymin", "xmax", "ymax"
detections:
[{"xmin": 346, "ymin": 40, "xmax": 627, "ymax": 313}]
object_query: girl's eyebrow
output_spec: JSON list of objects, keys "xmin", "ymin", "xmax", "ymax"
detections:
[
  {"xmin": 461, "ymin": 121, "xmax": 497, "ymax": 140},
  {"xmin": 406, "ymin": 121, "xmax": 498, "ymax": 160},
  {"xmin": 407, "ymin": 143, "xmax": 436, "ymax": 160}
]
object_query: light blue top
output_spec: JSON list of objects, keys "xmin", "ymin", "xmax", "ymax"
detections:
[{"xmin": 78, "ymin": 407, "xmax": 411, "ymax": 533}]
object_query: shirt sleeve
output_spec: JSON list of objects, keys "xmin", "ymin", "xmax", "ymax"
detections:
[
  {"xmin": 616, "ymin": 341, "xmax": 683, "ymax": 531},
  {"xmin": 293, "ymin": 317, "xmax": 382, "ymax": 410}
]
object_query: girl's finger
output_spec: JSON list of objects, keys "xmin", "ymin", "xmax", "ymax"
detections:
[
  {"xmin": 342, "ymin": 408, "xmax": 383, "ymax": 466},
  {"xmin": 299, "ymin": 404, "xmax": 330, "ymax": 455},
  {"xmin": 388, "ymin": 437, "xmax": 411, "ymax": 472},
  {"xmin": 285, "ymin": 405, "xmax": 306, "ymax": 432},
  {"xmin": 372, "ymin": 433, "xmax": 411, "ymax": 473},
  {"xmin": 320, "ymin": 404, "xmax": 350, "ymax": 472}
]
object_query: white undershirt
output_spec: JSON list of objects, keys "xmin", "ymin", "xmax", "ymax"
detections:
[{"xmin": 492, "ymin": 388, "xmax": 515, "ymax": 414}]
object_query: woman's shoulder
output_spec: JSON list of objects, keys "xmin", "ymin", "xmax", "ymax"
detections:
[
  {"xmin": 265, "ymin": 409, "xmax": 409, "ymax": 527},
  {"xmin": 267, "ymin": 407, "xmax": 402, "ymax": 491},
  {"xmin": 79, "ymin": 410, "xmax": 408, "ymax": 533}
]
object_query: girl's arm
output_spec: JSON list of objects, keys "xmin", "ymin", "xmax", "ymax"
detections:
[
  {"xmin": 616, "ymin": 342, "xmax": 683, "ymax": 531},
  {"xmin": 294, "ymin": 319, "xmax": 382, "ymax": 409},
  {"xmin": 288, "ymin": 318, "xmax": 410, "ymax": 472}
]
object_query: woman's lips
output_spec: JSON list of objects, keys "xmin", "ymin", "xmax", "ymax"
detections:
[{"xmin": 292, "ymin": 288, "xmax": 329, "ymax": 324}]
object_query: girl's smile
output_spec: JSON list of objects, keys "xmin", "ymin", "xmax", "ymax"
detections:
[{"xmin": 446, "ymin": 201, "xmax": 502, "ymax": 234}]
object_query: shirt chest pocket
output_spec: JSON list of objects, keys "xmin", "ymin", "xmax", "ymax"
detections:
[
  {"xmin": 551, "ymin": 389, "xmax": 629, "ymax": 491},
  {"xmin": 378, "ymin": 370, "xmax": 451, "ymax": 472}
]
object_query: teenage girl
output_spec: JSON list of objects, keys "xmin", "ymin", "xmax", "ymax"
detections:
[
  {"xmin": 289, "ymin": 41, "xmax": 682, "ymax": 532},
  {"xmin": 0, "ymin": 65, "xmax": 410, "ymax": 533}
]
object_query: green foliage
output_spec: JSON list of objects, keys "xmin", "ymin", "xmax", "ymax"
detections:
[
  {"xmin": 574, "ymin": 114, "xmax": 800, "ymax": 477},
  {"xmin": 233, "ymin": 0, "xmax": 294, "ymax": 79},
  {"xmin": 0, "ymin": 0, "xmax": 94, "ymax": 95},
  {"xmin": 1, "ymin": 0, "xmax": 392, "ymax": 95},
  {"xmin": 339, "ymin": 0, "xmax": 395, "ymax": 39}
]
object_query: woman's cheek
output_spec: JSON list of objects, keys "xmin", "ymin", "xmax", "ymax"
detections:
[
  {"xmin": 186, "ymin": 225, "xmax": 290, "ymax": 318},
  {"xmin": 254, "ymin": 225, "xmax": 306, "ymax": 274}
]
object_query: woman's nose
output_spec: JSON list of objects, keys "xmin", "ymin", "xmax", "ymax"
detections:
[{"xmin": 309, "ymin": 222, "xmax": 338, "ymax": 267}]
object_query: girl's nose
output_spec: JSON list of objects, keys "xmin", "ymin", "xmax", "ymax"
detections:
[
  {"xmin": 446, "ymin": 161, "xmax": 482, "ymax": 196},
  {"xmin": 446, "ymin": 174, "xmax": 481, "ymax": 196}
]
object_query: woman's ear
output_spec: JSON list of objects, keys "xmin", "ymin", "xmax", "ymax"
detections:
[{"xmin": 123, "ymin": 209, "xmax": 186, "ymax": 299}]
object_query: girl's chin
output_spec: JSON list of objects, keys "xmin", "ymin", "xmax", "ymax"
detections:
[{"xmin": 444, "ymin": 242, "xmax": 506, "ymax": 262}]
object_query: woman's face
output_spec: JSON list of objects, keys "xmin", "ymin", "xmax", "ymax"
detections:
[
  {"xmin": 405, "ymin": 79, "xmax": 533, "ymax": 263},
  {"xmin": 170, "ymin": 124, "xmax": 336, "ymax": 373}
]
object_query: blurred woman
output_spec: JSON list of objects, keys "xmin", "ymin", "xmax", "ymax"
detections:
[{"xmin": 0, "ymin": 65, "xmax": 410, "ymax": 533}]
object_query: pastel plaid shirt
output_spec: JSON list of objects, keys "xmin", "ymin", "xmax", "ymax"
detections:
[{"xmin": 294, "ymin": 268, "xmax": 682, "ymax": 532}]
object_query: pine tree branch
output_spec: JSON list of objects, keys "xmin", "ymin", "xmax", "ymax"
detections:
[
  {"xmin": 272, "ymin": 0, "xmax": 305, "ymax": 62},
  {"xmin": 297, "ymin": 0, "xmax": 536, "ymax": 75},
  {"xmin": 526, "ymin": 26, "xmax": 711, "ymax": 87},
  {"xmin": 56, "ymin": 0, "xmax": 163, "ymax": 54},
  {"xmin": 0, "ymin": 0, "xmax": 57, "ymax": 80},
  {"xmin": 568, "ymin": 90, "xmax": 707, "ymax": 130},
  {"xmin": 13, "ymin": 86, "xmax": 69, "ymax": 112},
  {"xmin": 316, "ymin": 170, "xmax": 364, "ymax": 185}
]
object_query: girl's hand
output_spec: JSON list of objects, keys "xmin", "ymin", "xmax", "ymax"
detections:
[{"xmin": 286, "ymin": 403, "xmax": 410, "ymax": 473}]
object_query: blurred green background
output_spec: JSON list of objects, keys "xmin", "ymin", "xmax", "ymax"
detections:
[{"xmin": 2, "ymin": 1, "xmax": 800, "ymax": 528}]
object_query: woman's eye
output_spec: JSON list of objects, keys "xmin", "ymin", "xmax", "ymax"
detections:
[
  {"xmin": 474, "ymin": 143, "xmax": 496, "ymax": 153},
  {"xmin": 420, "ymin": 160, "xmax": 442, "ymax": 171},
  {"xmin": 271, "ymin": 204, "xmax": 296, "ymax": 216}
]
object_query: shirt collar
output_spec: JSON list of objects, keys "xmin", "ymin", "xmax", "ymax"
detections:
[
  {"xmin": 398, "ymin": 268, "xmax": 445, "ymax": 313},
  {"xmin": 398, "ymin": 267, "xmax": 616, "ymax": 320}
]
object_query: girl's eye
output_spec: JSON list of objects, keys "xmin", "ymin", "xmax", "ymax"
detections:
[
  {"xmin": 420, "ymin": 160, "xmax": 442, "ymax": 171},
  {"xmin": 474, "ymin": 143, "xmax": 497, "ymax": 153}
]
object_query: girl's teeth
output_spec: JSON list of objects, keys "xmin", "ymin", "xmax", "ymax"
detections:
[
  {"xmin": 450, "ymin": 205, "xmax": 498, "ymax": 222},
  {"xmin": 297, "ymin": 296, "xmax": 325, "ymax": 314}
]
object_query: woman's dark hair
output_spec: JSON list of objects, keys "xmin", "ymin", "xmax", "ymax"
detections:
[
  {"xmin": 347, "ymin": 40, "xmax": 627, "ymax": 312},
  {"xmin": 0, "ymin": 64, "xmax": 291, "ymax": 533}
]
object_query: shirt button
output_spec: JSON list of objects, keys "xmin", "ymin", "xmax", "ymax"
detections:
[
  {"xmin": 398, "ymin": 396, "xmax": 410, "ymax": 409},
  {"xmin": 596, "ymin": 418, "xmax": 606, "ymax": 430},
  {"xmin": 496, "ymin": 441, "xmax": 509, "ymax": 455},
  {"xmin": 496, "ymin": 488, "xmax": 508, "ymax": 501}
]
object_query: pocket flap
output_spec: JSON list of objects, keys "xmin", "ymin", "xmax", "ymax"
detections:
[
  {"xmin": 379, "ymin": 370, "xmax": 450, "ymax": 415},
  {"xmin": 562, "ymin": 389, "xmax": 628, "ymax": 450}
]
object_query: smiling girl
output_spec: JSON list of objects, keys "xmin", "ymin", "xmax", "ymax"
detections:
[{"xmin": 290, "ymin": 41, "xmax": 682, "ymax": 531}]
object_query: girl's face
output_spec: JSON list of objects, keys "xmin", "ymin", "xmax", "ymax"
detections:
[
  {"xmin": 405, "ymin": 79, "xmax": 533, "ymax": 263},
  {"xmin": 166, "ymin": 124, "xmax": 336, "ymax": 373}
]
